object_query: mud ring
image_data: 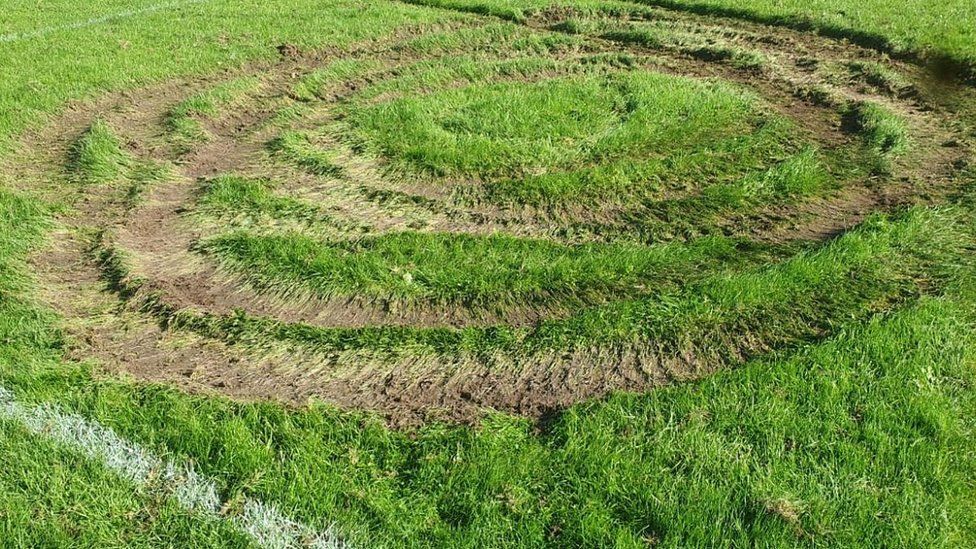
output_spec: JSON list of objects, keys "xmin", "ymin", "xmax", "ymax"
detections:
[{"xmin": 18, "ymin": 4, "xmax": 975, "ymax": 426}]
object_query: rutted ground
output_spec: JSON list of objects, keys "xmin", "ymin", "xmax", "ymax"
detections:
[{"xmin": 15, "ymin": 1, "xmax": 974, "ymax": 425}]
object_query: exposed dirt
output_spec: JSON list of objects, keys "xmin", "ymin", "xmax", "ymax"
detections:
[{"xmin": 16, "ymin": 5, "xmax": 975, "ymax": 427}]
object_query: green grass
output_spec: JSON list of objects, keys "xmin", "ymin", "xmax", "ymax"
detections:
[
  {"xmin": 350, "ymin": 70, "xmax": 816, "ymax": 213},
  {"xmin": 65, "ymin": 119, "xmax": 169, "ymax": 205},
  {"xmin": 352, "ymin": 71, "xmax": 759, "ymax": 178},
  {"xmin": 8, "ymin": 173, "xmax": 976, "ymax": 548},
  {"xmin": 187, "ymin": 207, "xmax": 964, "ymax": 361},
  {"xmin": 1, "ymin": 0, "xmax": 975, "ymax": 546},
  {"xmin": 640, "ymin": 0, "xmax": 976, "ymax": 71},
  {"xmin": 196, "ymin": 174, "xmax": 363, "ymax": 235},
  {"xmin": 476, "ymin": 118, "xmax": 805, "ymax": 212},
  {"xmin": 201, "ymin": 229, "xmax": 755, "ymax": 311},
  {"xmin": 396, "ymin": 20, "xmax": 583, "ymax": 57},
  {"xmin": 843, "ymin": 101, "xmax": 910, "ymax": 157},
  {"xmin": 0, "ymin": 0, "xmax": 460, "ymax": 152},
  {"xmin": 532, "ymin": 208, "xmax": 959, "ymax": 349},
  {"xmin": 0, "ymin": 0, "xmax": 456, "ymax": 539},
  {"xmin": 598, "ymin": 19, "xmax": 769, "ymax": 71},
  {"xmin": 406, "ymin": 0, "xmax": 976, "ymax": 74},
  {"xmin": 68, "ymin": 119, "xmax": 129, "ymax": 184},
  {"xmin": 0, "ymin": 422, "xmax": 247, "ymax": 547},
  {"xmin": 841, "ymin": 101, "xmax": 910, "ymax": 174},
  {"xmin": 588, "ymin": 146, "xmax": 836, "ymax": 241},
  {"xmin": 269, "ymin": 131, "xmax": 344, "ymax": 176},
  {"xmin": 400, "ymin": 0, "xmax": 533, "ymax": 22},
  {"xmin": 701, "ymin": 147, "xmax": 828, "ymax": 201},
  {"xmin": 291, "ymin": 59, "xmax": 381, "ymax": 102},
  {"xmin": 344, "ymin": 55, "xmax": 570, "ymax": 110},
  {"xmin": 333, "ymin": 54, "xmax": 838, "ymax": 235},
  {"xmin": 200, "ymin": 175, "xmax": 318, "ymax": 218},
  {"xmin": 0, "ymin": 189, "xmax": 49, "ymax": 293},
  {"xmin": 538, "ymin": 297, "xmax": 976, "ymax": 547},
  {"xmin": 845, "ymin": 60, "xmax": 913, "ymax": 95}
]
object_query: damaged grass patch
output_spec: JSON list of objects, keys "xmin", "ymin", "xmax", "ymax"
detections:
[
  {"xmin": 268, "ymin": 131, "xmax": 343, "ymax": 177},
  {"xmin": 191, "ymin": 207, "xmax": 966, "ymax": 360},
  {"xmin": 68, "ymin": 119, "xmax": 130, "ymax": 185},
  {"xmin": 199, "ymin": 229, "xmax": 757, "ymax": 312},
  {"xmin": 166, "ymin": 77, "xmax": 261, "ymax": 152}
]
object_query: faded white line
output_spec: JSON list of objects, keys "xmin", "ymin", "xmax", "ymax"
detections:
[
  {"xmin": 0, "ymin": 385, "xmax": 349, "ymax": 548},
  {"xmin": 0, "ymin": 0, "xmax": 211, "ymax": 44}
]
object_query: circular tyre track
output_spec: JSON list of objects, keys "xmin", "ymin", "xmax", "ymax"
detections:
[{"xmin": 17, "ymin": 4, "xmax": 975, "ymax": 426}]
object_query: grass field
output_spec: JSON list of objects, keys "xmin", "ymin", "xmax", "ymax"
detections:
[{"xmin": 1, "ymin": 0, "xmax": 975, "ymax": 547}]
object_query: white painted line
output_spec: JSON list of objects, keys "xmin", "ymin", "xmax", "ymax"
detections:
[
  {"xmin": 0, "ymin": 0, "xmax": 211, "ymax": 44},
  {"xmin": 0, "ymin": 385, "xmax": 350, "ymax": 548}
]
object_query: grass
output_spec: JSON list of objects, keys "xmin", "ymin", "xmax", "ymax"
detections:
[
  {"xmin": 1, "ymin": 0, "xmax": 975, "ymax": 546},
  {"xmin": 66, "ymin": 119, "xmax": 169, "ymax": 206},
  {"xmin": 0, "ymin": 189, "xmax": 49, "ymax": 294},
  {"xmin": 344, "ymin": 54, "xmax": 569, "ymax": 105},
  {"xmin": 68, "ymin": 119, "xmax": 129, "ymax": 184},
  {"xmin": 598, "ymin": 146, "xmax": 837, "ymax": 241},
  {"xmin": 400, "ymin": 0, "xmax": 533, "ymax": 22},
  {"xmin": 269, "ymin": 131, "xmax": 344, "ymax": 176},
  {"xmin": 166, "ymin": 76, "xmax": 260, "ymax": 150},
  {"xmin": 0, "ymin": 422, "xmax": 248, "ymax": 547},
  {"xmin": 597, "ymin": 18, "xmax": 769, "ymax": 71},
  {"xmin": 539, "ymin": 297, "xmax": 976, "ymax": 546},
  {"xmin": 3, "ymin": 287, "xmax": 974, "ymax": 547},
  {"xmin": 843, "ymin": 101, "xmax": 910, "ymax": 157},
  {"xmin": 701, "ymin": 147, "xmax": 828, "ymax": 201},
  {"xmin": 200, "ymin": 229, "xmax": 756, "ymax": 311},
  {"xmin": 200, "ymin": 175, "xmax": 320, "ymax": 218},
  {"xmin": 185, "ymin": 207, "xmax": 964, "ymax": 361},
  {"xmin": 0, "ymin": 0, "xmax": 458, "ymax": 538},
  {"xmin": 531, "ymin": 208, "xmax": 960, "ymax": 349},
  {"xmin": 405, "ymin": 0, "xmax": 976, "ymax": 73},
  {"xmin": 396, "ymin": 20, "xmax": 583, "ymax": 57},
  {"xmin": 351, "ymin": 71, "xmax": 760, "ymax": 179},
  {"xmin": 196, "ymin": 174, "xmax": 365, "ymax": 235},
  {"xmin": 841, "ymin": 101, "xmax": 910, "ymax": 173},
  {"xmin": 291, "ymin": 59, "xmax": 381, "ymax": 102},
  {"xmin": 845, "ymin": 60, "xmax": 913, "ymax": 95},
  {"xmin": 639, "ymin": 0, "xmax": 976, "ymax": 71},
  {"xmin": 349, "ymin": 69, "xmax": 819, "ymax": 214},
  {"xmin": 476, "ymin": 119, "xmax": 806, "ymax": 211},
  {"xmin": 327, "ymin": 54, "xmax": 841, "ymax": 239},
  {"xmin": 0, "ymin": 0, "xmax": 461, "ymax": 153}
]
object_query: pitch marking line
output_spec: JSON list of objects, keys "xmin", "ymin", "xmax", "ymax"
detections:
[
  {"xmin": 0, "ymin": 385, "xmax": 350, "ymax": 549},
  {"xmin": 0, "ymin": 0, "xmax": 211, "ymax": 44}
]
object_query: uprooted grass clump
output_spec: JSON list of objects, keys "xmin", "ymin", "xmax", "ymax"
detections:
[
  {"xmin": 66, "ymin": 121, "xmax": 169, "ymax": 206},
  {"xmin": 195, "ymin": 174, "xmax": 364, "ymax": 235},
  {"xmin": 268, "ymin": 131, "xmax": 344, "ymax": 176},
  {"xmin": 290, "ymin": 59, "xmax": 382, "ymax": 102},
  {"xmin": 68, "ymin": 120, "xmax": 130, "ymax": 184},
  {"xmin": 199, "ymin": 175, "xmax": 316, "ymax": 219},
  {"xmin": 842, "ymin": 100, "xmax": 910, "ymax": 172},
  {"xmin": 200, "ymin": 229, "xmax": 759, "ymax": 311},
  {"xmin": 845, "ymin": 60, "xmax": 914, "ymax": 95}
]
